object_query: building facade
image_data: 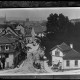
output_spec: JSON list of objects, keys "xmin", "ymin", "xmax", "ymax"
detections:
[
  {"xmin": 51, "ymin": 42, "xmax": 80, "ymax": 70},
  {"xmin": 0, "ymin": 27, "xmax": 25, "ymax": 69}
]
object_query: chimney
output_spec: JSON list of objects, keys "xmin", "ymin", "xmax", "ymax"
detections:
[{"xmin": 70, "ymin": 43, "xmax": 73, "ymax": 49}]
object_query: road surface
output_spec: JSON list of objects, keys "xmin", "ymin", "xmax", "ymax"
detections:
[{"xmin": 0, "ymin": 58, "xmax": 80, "ymax": 75}]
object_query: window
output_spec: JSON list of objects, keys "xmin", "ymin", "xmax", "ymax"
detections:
[
  {"xmin": 55, "ymin": 49, "xmax": 60, "ymax": 57},
  {"xmin": 66, "ymin": 60, "xmax": 70, "ymax": 66},
  {"xmin": 75, "ymin": 60, "xmax": 78, "ymax": 66},
  {"xmin": 5, "ymin": 45, "xmax": 9, "ymax": 50}
]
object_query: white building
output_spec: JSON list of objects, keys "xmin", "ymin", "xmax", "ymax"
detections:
[{"xmin": 50, "ymin": 42, "xmax": 80, "ymax": 70}]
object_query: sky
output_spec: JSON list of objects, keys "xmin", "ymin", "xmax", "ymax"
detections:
[{"xmin": 0, "ymin": 8, "xmax": 80, "ymax": 21}]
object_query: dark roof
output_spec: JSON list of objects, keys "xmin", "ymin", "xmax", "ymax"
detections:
[
  {"xmin": 58, "ymin": 42, "xmax": 71, "ymax": 51},
  {"xmin": 63, "ymin": 49, "xmax": 80, "ymax": 60},
  {"xmin": 34, "ymin": 26, "xmax": 46, "ymax": 33},
  {"xmin": 51, "ymin": 42, "xmax": 71, "ymax": 51},
  {"xmin": 0, "ymin": 36, "xmax": 16, "ymax": 44},
  {"xmin": 51, "ymin": 42, "xmax": 80, "ymax": 60}
]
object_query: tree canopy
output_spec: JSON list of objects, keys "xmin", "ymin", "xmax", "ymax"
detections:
[
  {"xmin": 46, "ymin": 13, "xmax": 74, "ymax": 40},
  {"xmin": 39, "ymin": 13, "xmax": 75, "ymax": 65}
]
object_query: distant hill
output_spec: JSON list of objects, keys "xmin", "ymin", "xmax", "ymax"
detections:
[{"xmin": 6, "ymin": 17, "xmax": 27, "ymax": 21}]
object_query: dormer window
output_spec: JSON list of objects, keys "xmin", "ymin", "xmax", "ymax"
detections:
[{"xmin": 5, "ymin": 44, "xmax": 9, "ymax": 51}]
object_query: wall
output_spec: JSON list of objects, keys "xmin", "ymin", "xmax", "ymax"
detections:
[
  {"xmin": 51, "ymin": 48, "xmax": 64, "ymax": 69},
  {"xmin": 5, "ymin": 54, "xmax": 14, "ymax": 68},
  {"xmin": 63, "ymin": 60, "xmax": 80, "ymax": 69},
  {"xmin": 52, "ymin": 48, "xmax": 63, "ymax": 63},
  {"xmin": 52, "ymin": 56, "xmax": 63, "ymax": 64}
]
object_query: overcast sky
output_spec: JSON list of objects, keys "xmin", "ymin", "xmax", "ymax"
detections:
[{"xmin": 0, "ymin": 8, "xmax": 80, "ymax": 21}]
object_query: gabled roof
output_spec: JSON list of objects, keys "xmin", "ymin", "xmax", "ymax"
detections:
[
  {"xmin": 51, "ymin": 42, "xmax": 71, "ymax": 51},
  {"xmin": 6, "ymin": 27, "xmax": 19, "ymax": 37},
  {"xmin": 58, "ymin": 42, "xmax": 71, "ymax": 51},
  {"xmin": 0, "ymin": 27, "xmax": 19, "ymax": 38},
  {"xmin": 51, "ymin": 42, "xmax": 80, "ymax": 60},
  {"xmin": 63, "ymin": 49, "xmax": 80, "ymax": 60}
]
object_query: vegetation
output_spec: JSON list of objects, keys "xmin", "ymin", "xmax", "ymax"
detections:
[{"xmin": 39, "ymin": 13, "xmax": 80, "ymax": 66}]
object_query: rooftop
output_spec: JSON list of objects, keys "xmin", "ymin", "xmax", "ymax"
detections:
[{"xmin": 51, "ymin": 42, "xmax": 80, "ymax": 60}]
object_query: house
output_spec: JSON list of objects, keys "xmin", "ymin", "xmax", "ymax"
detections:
[
  {"xmin": 0, "ymin": 36, "xmax": 22, "ymax": 69},
  {"xmin": 50, "ymin": 42, "xmax": 80, "ymax": 70},
  {"xmin": 0, "ymin": 25, "xmax": 26, "ymax": 52},
  {"xmin": 24, "ymin": 21, "xmax": 46, "ymax": 44},
  {"xmin": 0, "ymin": 26, "xmax": 26, "ymax": 69}
]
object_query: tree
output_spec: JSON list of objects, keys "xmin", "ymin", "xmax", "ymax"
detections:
[
  {"xmin": 46, "ymin": 13, "xmax": 58, "ymax": 33},
  {"xmin": 44, "ymin": 13, "xmax": 75, "ymax": 64},
  {"xmin": 46, "ymin": 13, "xmax": 74, "ymax": 41},
  {"xmin": 58, "ymin": 13, "xmax": 69, "ymax": 33}
]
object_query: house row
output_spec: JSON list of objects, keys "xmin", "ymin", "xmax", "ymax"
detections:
[
  {"xmin": 0, "ymin": 17, "xmax": 46, "ymax": 69},
  {"xmin": 50, "ymin": 42, "xmax": 80, "ymax": 70},
  {"xmin": 0, "ymin": 24, "xmax": 26, "ymax": 69},
  {"xmin": 0, "ymin": 21, "xmax": 46, "ymax": 69}
]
